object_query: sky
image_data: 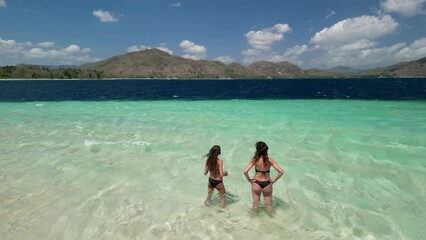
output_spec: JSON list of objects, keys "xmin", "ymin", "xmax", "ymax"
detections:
[{"xmin": 0, "ymin": 0, "xmax": 426, "ymax": 69}]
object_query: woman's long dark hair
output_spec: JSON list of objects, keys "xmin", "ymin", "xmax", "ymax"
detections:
[
  {"xmin": 205, "ymin": 145, "xmax": 221, "ymax": 173},
  {"xmin": 253, "ymin": 141, "xmax": 269, "ymax": 167}
]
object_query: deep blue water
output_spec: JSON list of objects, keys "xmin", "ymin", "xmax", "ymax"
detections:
[{"xmin": 0, "ymin": 78, "xmax": 425, "ymax": 101}]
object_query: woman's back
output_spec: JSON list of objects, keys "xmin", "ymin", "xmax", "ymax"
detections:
[
  {"xmin": 243, "ymin": 141, "xmax": 284, "ymax": 214},
  {"xmin": 204, "ymin": 145, "xmax": 227, "ymax": 207},
  {"xmin": 208, "ymin": 159, "xmax": 222, "ymax": 180},
  {"xmin": 253, "ymin": 157, "xmax": 271, "ymax": 181}
]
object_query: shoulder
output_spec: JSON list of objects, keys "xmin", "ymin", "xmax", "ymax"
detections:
[
  {"xmin": 268, "ymin": 157, "xmax": 281, "ymax": 167},
  {"xmin": 218, "ymin": 159, "xmax": 223, "ymax": 164}
]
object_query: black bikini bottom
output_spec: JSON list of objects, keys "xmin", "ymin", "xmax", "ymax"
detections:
[
  {"xmin": 208, "ymin": 178, "xmax": 222, "ymax": 188},
  {"xmin": 255, "ymin": 180, "xmax": 271, "ymax": 189}
]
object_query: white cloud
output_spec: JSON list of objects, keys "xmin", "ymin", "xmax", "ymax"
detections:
[
  {"xmin": 27, "ymin": 48, "xmax": 49, "ymax": 58},
  {"xmin": 37, "ymin": 41, "xmax": 55, "ymax": 48},
  {"xmin": 335, "ymin": 40, "xmax": 377, "ymax": 53},
  {"xmin": 156, "ymin": 47, "xmax": 173, "ymax": 55},
  {"xmin": 242, "ymin": 23, "xmax": 292, "ymax": 64},
  {"xmin": 127, "ymin": 45, "xmax": 174, "ymax": 55},
  {"xmin": 0, "ymin": 38, "xmax": 23, "ymax": 54},
  {"xmin": 179, "ymin": 40, "xmax": 206, "ymax": 60},
  {"xmin": 0, "ymin": 37, "xmax": 98, "ymax": 65},
  {"xmin": 24, "ymin": 44, "xmax": 91, "ymax": 59},
  {"xmin": 325, "ymin": 10, "xmax": 336, "ymax": 20},
  {"xmin": 179, "ymin": 40, "xmax": 206, "ymax": 54},
  {"xmin": 311, "ymin": 37, "xmax": 426, "ymax": 69},
  {"xmin": 241, "ymin": 51, "xmax": 304, "ymax": 66},
  {"xmin": 308, "ymin": 14, "xmax": 408, "ymax": 68},
  {"xmin": 169, "ymin": 3, "xmax": 181, "ymax": 7},
  {"xmin": 127, "ymin": 45, "xmax": 149, "ymax": 52},
  {"xmin": 245, "ymin": 23, "xmax": 291, "ymax": 50},
  {"xmin": 93, "ymin": 9, "xmax": 119, "ymax": 22},
  {"xmin": 241, "ymin": 56, "xmax": 261, "ymax": 64},
  {"xmin": 214, "ymin": 56, "xmax": 235, "ymax": 64},
  {"xmin": 381, "ymin": 0, "xmax": 426, "ymax": 17},
  {"xmin": 0, "ymin": 0, "xmax": 7, "ymax": 7},
  {"xmin": 242, "ymin": 44, "xmax": 311, "ymax": 66},
  {"xmin": 82, "ymin": 48, "xmax": 91, "ymax": 53},
  {"xmin": 395, "ymin": 37, "xmax": 426, "ymax": 59},
  {"xmin": 311, "ymin": 15, "xmax": 398, "ymax": 48},
  {"xmin": 241, "ymin": 52, "xmax": 286, "ymax": 64},
  {"xmin": 272, "ymin": 54, "xmax": 304, "ymax": 66},
  {"xmin": 284, "ymin": 45, "xmax": 309, "ymax": 57},
  {"xmin": 241, "ymin": 48, "xmax": 262, "ymax": 56},
  {"xmin": 64, "ymin": 44, "xmax": 81, "ymax": 53},
  {"xmin": 320, "ymin": 40, "xmax": 378, "ymax": 60},
  {"xmin": 181, "ymin": 54, "xmax": 199, "ymax": 60},
  {"xmin": 278, "ymin": 45, "xmax": 314, "ymax": 66}
]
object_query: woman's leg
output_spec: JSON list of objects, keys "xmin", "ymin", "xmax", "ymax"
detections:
[
  {"xmin": 205, "ymin": 184, "xmax": 214, "ymax": 206},
  {"xmin": 251, "ymin": 182, "xmax": 262, "ymax": 213},
  {"xmin": 216, "ymin": 183, "xmax": 226, "ymax": 208},
  {"xmin": 262, "ymin": 184, "xmax": 273, "ymax": 214}
]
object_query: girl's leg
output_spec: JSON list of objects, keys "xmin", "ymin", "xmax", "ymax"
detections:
[
  {"xmin": 263, "ymin": 184, "xmax": 273, "ymax": 214},
  {"xmin": 205, "ymin": 184, "xmax": 214, "ymax": 206},
  {"xmin": 216, "ymin": 183, "xmax": 226, "ymax": 208},
  {"xmin": 251, "ymin": 182, "xmax": 262, "ymax": 213}
]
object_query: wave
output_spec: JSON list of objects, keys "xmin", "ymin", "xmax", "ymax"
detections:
[{"xmin": 84, "ymin": 139, "xmax": 150, "ymax": 147}]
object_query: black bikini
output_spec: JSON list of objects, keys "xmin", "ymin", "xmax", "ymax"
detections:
[
  {"xmin": 255, "ymin": 168, "xmax": 271, "ymax": 189},
  {"xmin": 255, "ymin": 168, "xmax": 270, "ymax": 175},
  {"xmin": 208, "ymin": 178, "xmax": 222, "ymax": 188},
  {"xmin": 255, "ymin": 180, "xmax": 272, "ymax": 189}
]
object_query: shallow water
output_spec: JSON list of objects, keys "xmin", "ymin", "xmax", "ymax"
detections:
[{"xmin": 0, "ymin": 100, "xmax": 425, "ymax": 239}]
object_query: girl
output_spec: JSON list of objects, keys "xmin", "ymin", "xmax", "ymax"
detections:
[
  {"xmin": 243, "ymin": 141, "xmax": 283, "ymax": 214},
  {"xmin": 204, "ymin": 145, "xmax": 228, "ymax": 207}
]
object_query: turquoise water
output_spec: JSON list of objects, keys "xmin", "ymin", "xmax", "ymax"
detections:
[{"xmin": 0, "ymin": 100, "xmax": 425, "ymax": 239}]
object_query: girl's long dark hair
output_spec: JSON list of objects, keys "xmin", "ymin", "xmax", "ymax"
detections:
[
  {"xmin": 253, "ymin": 141, "xmax": 269, "ymax": 167},
  {"xmin": 205, "ymin": 145, "xmax": 221, "ymax": 173}
]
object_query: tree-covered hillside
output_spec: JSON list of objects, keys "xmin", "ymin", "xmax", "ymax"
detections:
[{"xmin": 0, "ymin": 65, "xmax": 106, "ymax": 79}]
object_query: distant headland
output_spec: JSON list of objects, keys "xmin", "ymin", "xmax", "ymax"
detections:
[{"xmin": 1, "ymin": 49, "xmax": 425, "ymax": 79}]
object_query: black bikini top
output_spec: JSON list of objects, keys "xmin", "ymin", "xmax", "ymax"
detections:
[{"xmin": 255, "ymin": 168, "xmax": 270, "ymax": 174}]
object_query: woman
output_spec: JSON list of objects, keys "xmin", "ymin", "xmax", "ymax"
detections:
[
  {"xmin": 204, "ymin": 145, "xmax": 228, "ymax": 207},
  {"xmin": 243, "ymin": 141, "xmax": 284, "ymax": 214}
]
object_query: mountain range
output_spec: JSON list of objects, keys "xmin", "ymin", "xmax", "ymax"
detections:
[
  {"xmin": 1, "ymin": 49, "xmax": 425, "ymax": 79},
  {"xmin": 81, "ymin": 49, "xmax": 426, "ymax": 78},
  {"xmin": 325, "ymin": 66, "xmax": 363, "ymax": 74},
  {"xmin": 80, "ymin": 49, "xmax": 324, "ymax": 78}
]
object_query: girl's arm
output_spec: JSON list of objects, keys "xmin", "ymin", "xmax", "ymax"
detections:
[
  {"xmin": 243, "ymin": 159, "xmax": 255, "ymax": 183},
  {"xmin": 218, "ymin": 160, "xmax": 228, "ymax": 177},
  {"xmin": 218, "ymin": 160, "xmax": 227, "ymax": 177},
  {"xmin": 269, "ymin": 158, "xmax": 284, "ymax": 183},
  {"xmin": 204, "ymin": 161, "xmax": 209, "ymax": 176}
]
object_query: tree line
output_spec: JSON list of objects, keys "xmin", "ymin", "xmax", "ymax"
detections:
[{"xmin": 0, "ymin": 65, "xmax": 106, "ymax": 79}]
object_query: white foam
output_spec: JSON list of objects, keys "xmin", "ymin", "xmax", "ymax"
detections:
[{"xmin": 84, "ymin": 139, "xmax": 151, "ymax": 147}]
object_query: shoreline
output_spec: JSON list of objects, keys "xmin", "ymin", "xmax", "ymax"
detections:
[{"xmin": 1, "ymin": 76, "xmax": 425, "ymax": 81}]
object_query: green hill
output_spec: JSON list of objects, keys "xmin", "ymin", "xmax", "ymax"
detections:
[
  {"xmin": 0, "ymin": 64, "xmax": 103, "ymax": 79},
  {"xmin": 364, "ymin": 57, "xmax": 426, "ymax": 77},
  {"xmin": 82, "ymin": 49, "xmax": 233, "ymax": 79},
  {"xmin": 81, "ymin": 49, "xmax": 318, "ymax": 79},
  {"xmin": 1, "ymin": 49, "xmax": 425, "ymax": 79}
]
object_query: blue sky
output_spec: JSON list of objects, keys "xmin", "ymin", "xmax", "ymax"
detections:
[{"xmin": 1, "ymin": 0, "xmax": 425, "ymax": 69}]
